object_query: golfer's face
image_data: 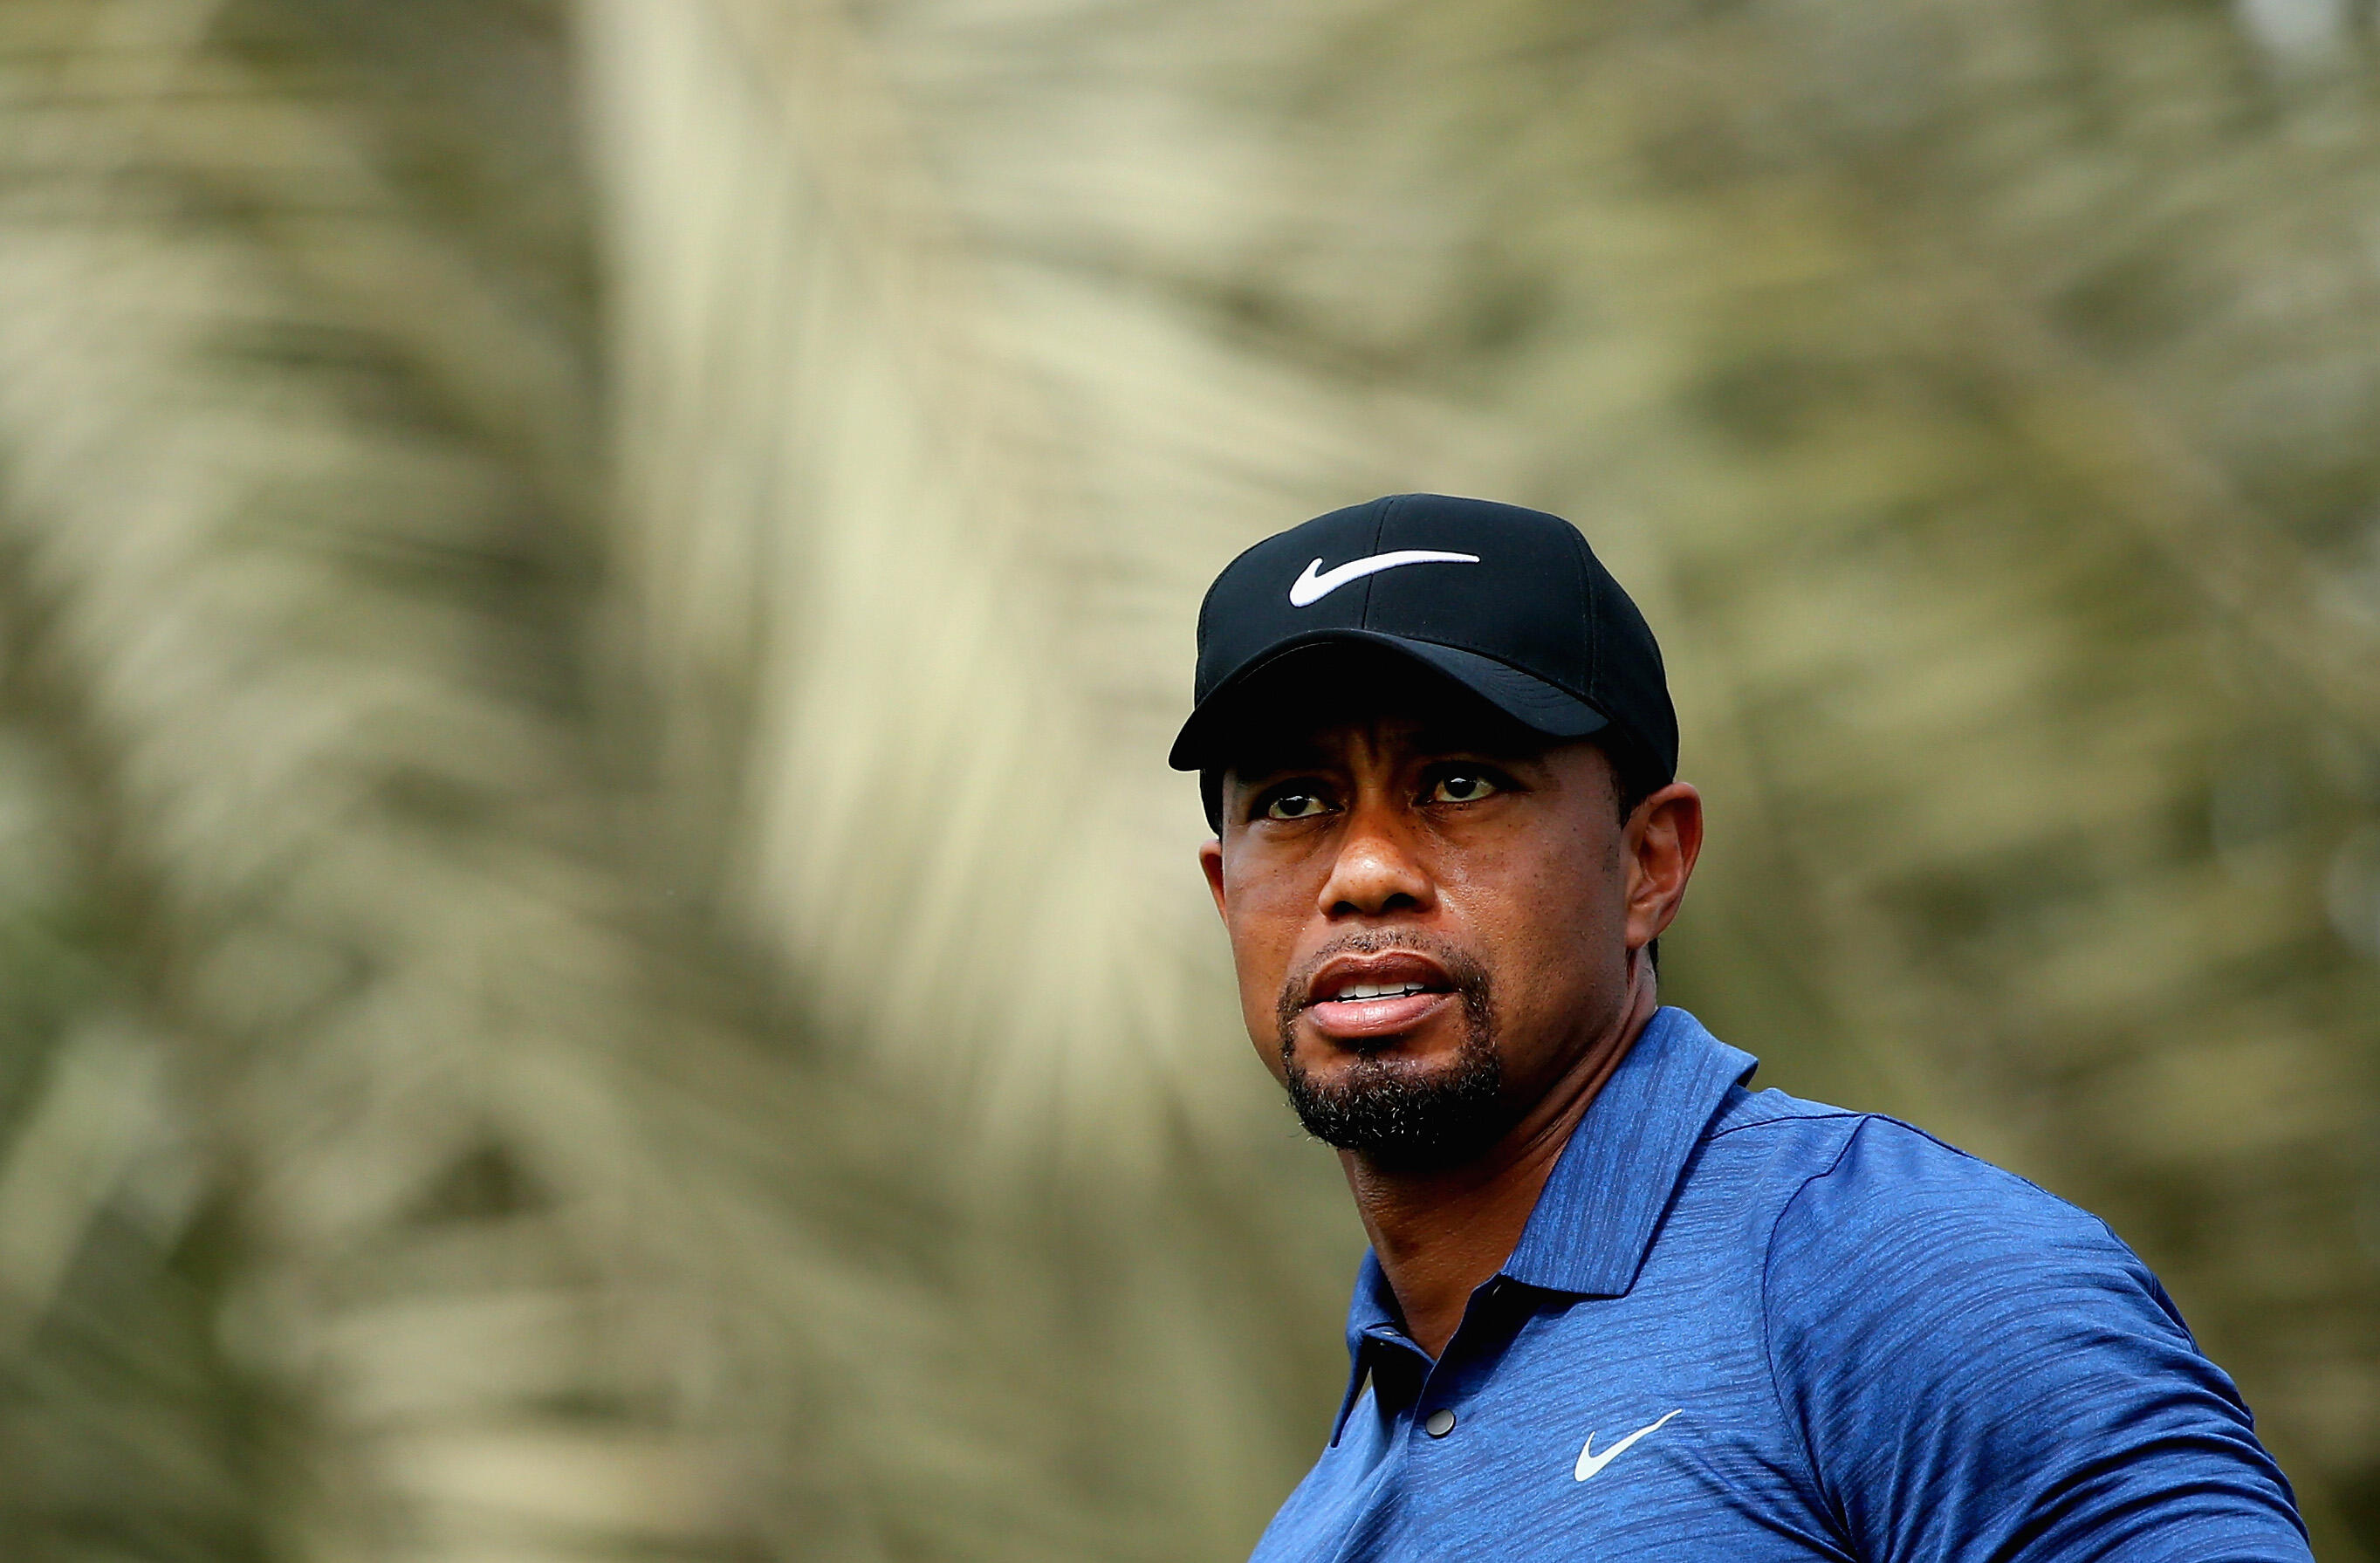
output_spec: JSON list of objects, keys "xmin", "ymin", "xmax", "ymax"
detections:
[{"xmin": 1199, "ymin": 708, "xmax": 1636, "ymax": 1132}]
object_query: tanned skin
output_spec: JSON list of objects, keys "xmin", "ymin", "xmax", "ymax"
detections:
[{"xmin": 1199, "ymin": 705, "xmax": 1701, "ymax": 1360}]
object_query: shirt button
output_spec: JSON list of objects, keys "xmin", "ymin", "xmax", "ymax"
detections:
[{"xmin": 1423, "ymin": 1409, "xmax": 1457, "ymax": 1438}]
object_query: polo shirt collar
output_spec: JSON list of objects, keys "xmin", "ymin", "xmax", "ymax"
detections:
[
  {"xmin": 1499, "ymin": 1005, "xmax": 1756, "ymax": 1296},
  {"xmin": 1334, "ymin": 1248, "xmax": 1414, "ymax": 1443},
  {"xmin": 1338, "ymin": 1004, "xmax": 1753, "ymax": 1343}
]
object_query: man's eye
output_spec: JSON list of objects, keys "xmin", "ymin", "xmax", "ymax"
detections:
[
  {"xmin": 1264, "ymin": 792, "xmax": 1333, "ymax": 820},
  {"xmin": 1428, "ymin": 771, "xmax": 1500, "ymax": 804}
]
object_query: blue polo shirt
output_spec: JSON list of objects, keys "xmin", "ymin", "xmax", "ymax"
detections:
[{"xmin": 1251, "ymin": 1007, "xmax": 2310, "ymax": 1562}]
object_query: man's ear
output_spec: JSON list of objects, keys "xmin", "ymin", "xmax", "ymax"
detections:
[
  {"xmin": 1199, "ymin": 838, "xmax": 1228, "ymax": 922},
  {"xmin": 1623, "ymin": 781, "xmax": 1703, "ymax": 953}
]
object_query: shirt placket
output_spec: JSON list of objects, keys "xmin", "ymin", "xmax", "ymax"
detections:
[{"xmin": 1391, "ymin": 1275, "xmax": 1541, "ymax": 1549}]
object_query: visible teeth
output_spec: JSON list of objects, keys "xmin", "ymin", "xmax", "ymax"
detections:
[{"xmin": 1333, "ymin": 982, "xmax": 1427, "ymax": 1001}]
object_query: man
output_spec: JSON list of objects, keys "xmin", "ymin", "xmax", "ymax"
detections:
[{"xmin": 1172, "ymin": 494, "xmax": 2311, "ymax": 1561}]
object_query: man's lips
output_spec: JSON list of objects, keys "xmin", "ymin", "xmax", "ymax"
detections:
[{"xmin": 1300, "ymin": 951, "xmax": 1460, "ymax": 1045}]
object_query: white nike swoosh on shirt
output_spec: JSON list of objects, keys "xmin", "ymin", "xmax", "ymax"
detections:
[
  {"xmin": 1286, "ymin": 550, "xmax": 1481, "ymax": 607},
  {"xmin": 1574, "ymin": 1409, "xmax": 1684, "ymax": 1483}
]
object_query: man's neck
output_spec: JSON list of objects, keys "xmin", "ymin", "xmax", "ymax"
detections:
[{"xmin": 1341, "ymin": 966, "xmax": 1658, "ymax": 1360}]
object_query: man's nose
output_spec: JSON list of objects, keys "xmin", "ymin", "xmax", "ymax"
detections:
[{"xmin": 1316, "ymin": 805, "xmax": 1435, "ymax": 918}]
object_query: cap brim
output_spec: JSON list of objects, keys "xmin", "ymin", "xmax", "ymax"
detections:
[{"xmin": 1166, "ymin": 631, "xmax": 1609, "ymax": 771}]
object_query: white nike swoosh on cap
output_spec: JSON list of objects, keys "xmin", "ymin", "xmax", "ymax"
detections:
[
  {"xmin": 1574, "ymin": 1408, "xmax": 1683, "ymax": 1483},
  {"xmin": 1287, "ymin": 549, "xmax": 1481, "ymax": 607}
]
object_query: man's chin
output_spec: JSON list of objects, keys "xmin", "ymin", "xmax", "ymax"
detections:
[{"xmin": 1280, "ymin": 1042, "xmax": 1508, "ymax": 1171}]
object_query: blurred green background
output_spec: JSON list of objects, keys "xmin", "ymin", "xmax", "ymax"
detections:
[{"xmin": 0, "ymin": 0, "xmax": 2374, "ymax": 1557}]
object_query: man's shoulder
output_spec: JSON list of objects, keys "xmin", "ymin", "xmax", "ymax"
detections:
[
  {"xmin": 1709, "ymin": 1102, "xmax": 2302, "ymax": 1561},
  {"xmin": 1690, "ymin": 1087, "xmax": 2146, "ymax": 1299},
  {"xmin": 1705, "ymin": 1085, "xmax": 2104, "ymax": 1216},
  {"xmin": 1692, "ymin": 1100, "xmax": 2196, "ymax": 1388}
]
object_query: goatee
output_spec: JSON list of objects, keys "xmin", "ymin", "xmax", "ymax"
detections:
[{"xmin": 1275, "ymin": 934, "xmax": 1506, "ymax": 1172}]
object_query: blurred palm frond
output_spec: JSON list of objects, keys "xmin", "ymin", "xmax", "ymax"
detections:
[{"xmin": 0, "ymin": 0, "xmax": 2375, "ymax": 1560}]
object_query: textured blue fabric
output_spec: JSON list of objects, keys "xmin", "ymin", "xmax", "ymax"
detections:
[{"xmin": 1249, "ymin": 1007, "xmax": 2310, "ymax": 1562}]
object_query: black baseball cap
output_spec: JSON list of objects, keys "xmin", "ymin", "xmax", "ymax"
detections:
[{"xmin": 1169, "ymin": 494, "xmax": 1678, "ymax": 786}]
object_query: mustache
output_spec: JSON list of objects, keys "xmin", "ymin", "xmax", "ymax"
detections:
[{"xmin": 1273, "ymin": 929, "xmax": 1494, "ymax": 1045}]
